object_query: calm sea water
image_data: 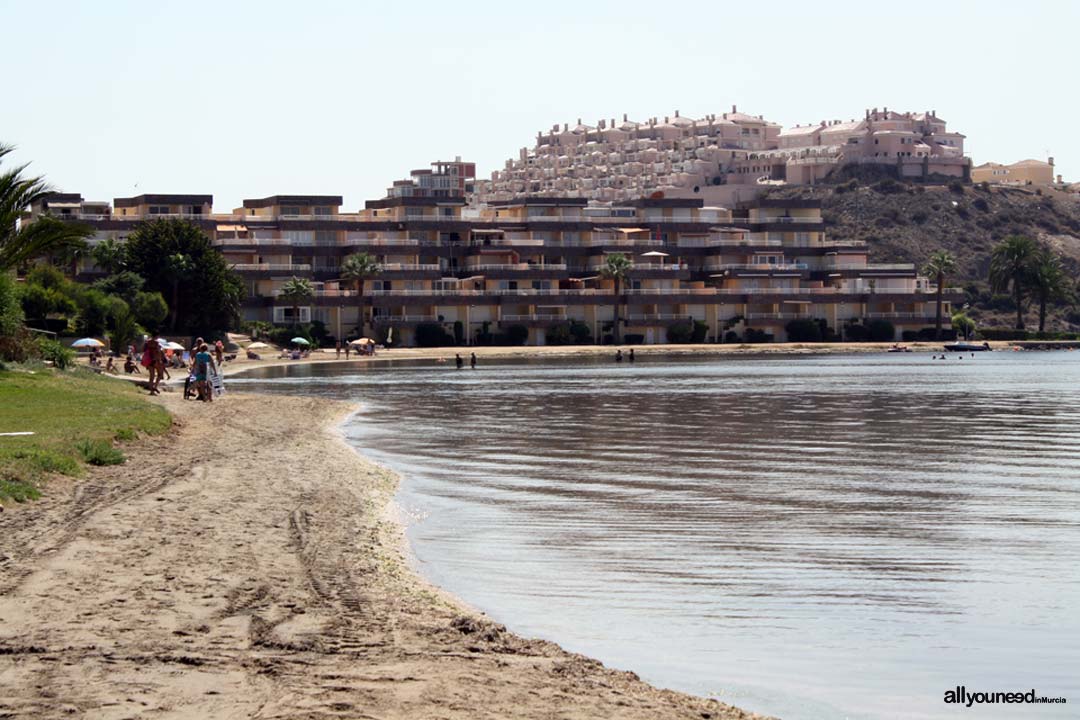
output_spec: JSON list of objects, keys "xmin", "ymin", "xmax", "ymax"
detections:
[{"xmin": 235, "ymin": 352, "xmax": 1080, "ymax": 719}]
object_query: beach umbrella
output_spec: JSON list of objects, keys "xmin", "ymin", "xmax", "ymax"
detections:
[
  {"xmin": 291, "ymin": 337, "xmax": 311, "ymax": 346},
  {"xmin": 71, "ymin": 338, "xmax": 104, "ymax": 348},
  {"xmin": 349, "ymin": 338, "xmax": 374, "ymax": 346},
  {"xmin": 247, "ymin": 342, "xmax": 270, "ymax": 349},
  {"xmin": 164, "ymin": 341, "xmax": 186, "ymax": 351}
]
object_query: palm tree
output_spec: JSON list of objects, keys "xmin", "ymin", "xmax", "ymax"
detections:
[
  {"xmin": 340, "ymin": 252, "xmax": 380, "ymax": 336},
  {"xmin": 600, "ymin": 253, "xmax": 633, "ymax": 344},
  {"xmin": 989, "ymin": 234, "xmax": 1037, "ymax": 330},
  {"xmin": 922, "ymin": 250, "xmax": 957, "ymax": 339},
  {"xmin": 1028, "ymin": 246, "xmax": 1072, "ymax": 333},
  {"xmin": 279, "ymin": 276, "xmax": 313, "ymax": 329},
  {"xmin": 91, "ymin": 237, "xmax": 126, "ymax": 274},
  {"xmin": 163, "ymin": 252, "xmax": 193, "ymax": 331},
  {"xmin": 0, "ymin": 144, "xmax": 93, "ymax": 271}
]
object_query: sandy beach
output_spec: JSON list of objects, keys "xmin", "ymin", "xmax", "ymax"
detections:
[{"xmin": 0, "ymin": 386, "xmax": 770, "ymax": 719}]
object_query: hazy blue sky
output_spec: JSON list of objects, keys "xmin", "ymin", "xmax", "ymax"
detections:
[{"xmin": 4, "ymin": 0, "xmax": 1076, "ymax": 210}]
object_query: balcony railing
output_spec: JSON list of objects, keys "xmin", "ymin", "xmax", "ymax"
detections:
[
  {"xmin": 272, "ymin": 286, "xmax": 952, "ymax": 300},
  {"xmin": 829, "ymin": 263, "xmax": 915, "ymax": 271},
  {"xmin": 463, "ymin": 263, "xmax": 568, "ymax": 271},
  {"xmin": 372, "ymin": 315, "xmax": 438, "ymax": 323},
  {"xmin": 677, "ymin": 237, "xmax": 776, "ymax": 248},
  {"xmin": 380, "ymin": 263, "xmax": 441, "ymax": 271},
  {"xmin": 706, "ymin": 263, "xmax": 808, "ymax": 271},
  {"xmin": 864, "ymin": 312, "xmax": 935, "ymax": 320},
  {"xmin": 626, "ymin": 313, "xmax": 687, "ymax": 321},
  {"xmin": 745, "ymin": 312, "xmax": 810, "ymax": 320},
  {"xmin": 232, "ymin": 263, "xmax": 311, "ymax": 272},
  {"xmin": 753, "ymin": 216, "xmax": 823, "ymax": 224},
  {"xmin": 500, "ymin": 313, "xmax": 568, "ymax": 321}
]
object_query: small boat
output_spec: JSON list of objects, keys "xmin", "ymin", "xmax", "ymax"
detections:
[
  {"xmin": 944, "ymin": 342, "xmax": 991, "ymax": 352},
  {"xmin": 887, "ymin": 344, "xmax": 912, "ymax": 353}
]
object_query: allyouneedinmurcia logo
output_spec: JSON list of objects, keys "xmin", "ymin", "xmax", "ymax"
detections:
[{"xmin": 944, "ymin": 686, "xmax": 1067, "ymax": 707}]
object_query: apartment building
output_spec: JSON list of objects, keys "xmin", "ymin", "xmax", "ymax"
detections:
[
  {"xmin": 971, "ymin": 157, "xmax": 1056, "ymax": 186},
  {"xmin": 31, "ymin": 171, "xmax": 958, "ymax": 345},
  {"xmin": 479, "ymin": 107, "xmax": 971, "ymax": 207}
]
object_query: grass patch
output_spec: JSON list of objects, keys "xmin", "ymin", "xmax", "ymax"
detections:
[
  {"xmin": 0, "ymin": 367, "xmax": 171, "ymax": 503},
  {"xmin": 75, "ymin": 439, "xmax": 126, "ymax": 466}
]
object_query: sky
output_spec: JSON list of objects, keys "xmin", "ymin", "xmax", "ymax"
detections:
[{"xmin": 3, "ymin": 0, "xmax": 1077, "ymax": 211}]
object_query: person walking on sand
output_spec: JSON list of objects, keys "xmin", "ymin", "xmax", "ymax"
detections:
[
  {"xmin": 143, "ymin": 338, "xmax": 160, "ymax": 394},
  {"xmin": 194, "ymin": 343, "xmax": 216, "ymax": 402},
  {"xmin": 470, "ymin": 352, "xmax": 477, "ymax": 370},
  {"xmin": 455, "ymin": 353, "xmax": 464, "ymax": 369}
]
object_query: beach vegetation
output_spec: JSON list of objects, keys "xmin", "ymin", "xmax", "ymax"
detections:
[
  {"xmin": 600, "ymin": 253, "xmax": 632, "ymax": 344},
  {"xmin": 0, "ymin": 367, "xmax": 170, "ymax": 502},
  {"xmin": 415, "ymin": 321, "xmax": 455, "ymax": 347},
  {"xmin": 278, "ymin": 276, "xmax": 313, "ymax": 329},
  {"xmin": 36, "ymin": 338, "xmax": 75, "ymax": 369},
  {"xmin": 92, "ymin": 270, "xmax": 145, "ymax": 306},
  {"xmin": 951, "ymin": 312, "xmax": 976, "ymax": 340},
  {"xmin": 90, "ymin": 237, "xmax": 127, "ymax": 274},
  {"xmin": 123, "ymin": 219, "xmax": 243, "ymax": 335},
  {"xmin": 340, "ymin": 252, "xmax": 380, "ymax": 336},
  {"xmin": 989, "ymin": 235, "xmax": 1037, "ymax": 330},
  {"xmin": 132, "ymin": 291, "xmax": 168, "ymax": 333},
  {"xmin": 0, "ymin": 144, "xmax": 93, "ymax": 272},
  {"xmin": 866, "ymin": 319, "xmax": 896, "ymax": 342},
  {"xmin": 1028, "ymin": 246, "xmax": 1073, "ymax": 333},
  {"xmin": 505, "ymin": 324, "xmax": 529, "ymax": 346},
  {"xmin": 75, "ymin": 439, "xmax": 125, "ymax": 466},
  {"xmin": 785, "ymin": 318, "xmax": 824, "ymax": 342},
  {"xmin": 922, "ymin": 250, "xmax": 958, "ymax": 339}
]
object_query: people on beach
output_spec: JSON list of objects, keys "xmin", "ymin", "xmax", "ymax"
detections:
[
  {"xmin": 214, "ymin": 340, "xmax": 225, "ymax": 365},
  {"xmin": 455, "ymin": 353, "xmax": 464, "ymax": 369},
  {"xmin": 124, "ymin": 354, "xmax": 139, "ymax": 374},
  {"xmin": 470, "ymin": 352, "xmax": 477, "ymax": 370},
  {"xmin": 143, "ymin": 338, "xmax": 160, "ymax": 394},
  {"xmin": 194, "ymin": 343, "xmax": 216, "ymax": 402},
  {"xmin": 344, "ymin": 343, "xmax": 351, "ymax": 360},
  {"xmin": 629, "ymin": 348, "xmax": 635, "ymax": 363},
  {"xmin": 335, "ymin": 341, "xmax": 341, "ymax": 359},
  {"xmin": 615, "ymin": 349, "xmax": 623, "ymax": 363},
  {"xmin": 105, "ymin": 356, "xmax": 117, "ymax": 374}
]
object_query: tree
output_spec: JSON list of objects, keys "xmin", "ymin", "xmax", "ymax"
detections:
[
  {"xmin": 92, "ymin": 270, "xmax": 145, "ymax": 306},
  {"xmin": 279, "ymin": 276, "xmax": 313, "ymax": 329},
  {"xmin": 123, "ymin": 219, "xmax": 243, "ymax": 335},
  {"xmin": 600, "ymin": 253, "xmax": 633, "ymax": 344},
  {"xmin": 133, "ymin": 291, "xmax": 169, "ymax": 333},
  {"xmin": 1028, "ymin": 247, "xmax": 1072, "ymax": 333},
  {"xmin": 922, "ymin": 250, "xmax": 957, "ymax": 340},
  {"xmin": 989, "ymin": 235, "xmax": 1037, "ymax": 330},
  {"xmin": 108, "ymin": 304, "xmax": 140, "ymax": 354},
  {"xmin": 0, "ymin": 144, "xmax": 93, "ymax": 271},
  {"xmin": 163, "ymin": 252, "xmax": 193, "ymax": 330},
  {"xmin": 951, "ymin": 312, "xmax": 976, "ymax": 340},
  {"xmin": 91, "ymin": 237, "xmax": 126, "ymax": 274},
  {"xmin": 74, "ymin": 287, "xmax": 115, "ymax": 336},
  {"xmin": 0, "ymin": 271, "xmax": 23, "ymax": 337},
  {"xmin": 340, "ymin": 252, "xmax": 380, "ymax": 336}
]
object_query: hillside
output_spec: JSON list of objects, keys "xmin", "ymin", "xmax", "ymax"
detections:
[{"xmin": 765, "ymin": 176, "xmax": 1080, "ymax": 330}]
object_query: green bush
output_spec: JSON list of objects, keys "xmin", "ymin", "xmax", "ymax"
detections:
[
  {"xmin": 785, "ymin": 318, "xmax": 823, "ymax": 342},
  {"xmin": 75, "ymin": 439, "xmax": 125, "ymax": 466},
  {"xmin": 744, "ymin": 328, "xmax": 772, "ymax": 343},
  {"xmin": 453, "ymin": 320, "xmax": 464, "ymax": 345},
  {"xmin": 692, "ymin": 321, "xmax": 708, "ymax": 343},
  {"xmin": 0, "ymin": 271, "xmax": 23, "ymax": 337},
  {"xmin": 37, "ymin": 338, "xmax": 75, "ymax": 369},
  {"xmin": 978, "ymin": 328, "xmax": 1030, "ymax": 341},
  {"xmin": 133, "ymin": 291, "xmax": 168, "ymax": 332},
  {"xmin": 505, "ymin": 324, "xmax": 529, "ymax": 346},
  {"xmin": 724, "ymin": 330, "xmax": 739, "ymax": 343},
  {"xmin": 844, "ymin": 323, "xmax": 869, "ymax": 341},
  {"xmin": 867, "ymin": 319, "xmax": 896, "ymax": 342},
  {"xmin": 546, "ymin": 322, "xmax": 572, "ymax": 345},
  {"xmin": 666, "ymin": 320, "xmax": 693, "ymax": 344},
  {"xmin": 569, "ymin": 320, "xmax": 592, "ymax": 344},
  {"xmin": 416, "ymin": 321, "xmax": 455, "ymax": 347}
]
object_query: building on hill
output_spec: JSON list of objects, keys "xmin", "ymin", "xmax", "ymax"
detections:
[
  {"xmin": 478, "ymin": 107, "xmax": 970, "ymax": 207},
  {"xmin": 24, "ymin": 168, "xmax": 960, "ymax": 345},
  {"xmin": 971, "ymin": 157, "xmax": 1055, "ymax": 186}
]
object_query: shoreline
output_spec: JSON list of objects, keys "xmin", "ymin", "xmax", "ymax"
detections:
[
  {"xmin": 0, "ymin": 381, "xmax": 770, "ymax": 719},
  {"xmin": 219, "ymin": 339, "xmax": 1028, "ymax": 380}
]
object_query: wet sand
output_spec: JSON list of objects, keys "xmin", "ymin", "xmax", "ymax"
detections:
[{"xmin": 0, "ymin": 390, "xmax": 769, "ymax": 719}]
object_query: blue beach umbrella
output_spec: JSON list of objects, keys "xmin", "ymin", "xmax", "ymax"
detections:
[{"xmin": 291, "ymin": 337, "xmax": 311, "ymax": 346}]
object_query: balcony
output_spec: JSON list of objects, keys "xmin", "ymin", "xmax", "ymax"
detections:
[
  {"xmin": 372, "ymin": 315, "xmax": 438, "ymax": 323},
  {"xmin": 501, "ymin": 313, "xmax": 568, "ymax": 321},
  {"xmin": 626, "ymin": 313, "xmax": 687, "ymax": 321},
  {"xmin": 589, "ymin": 262, "xmax": 689, "ymax": 271},
  {"xmin": 706, "ymin": 263, "xmax": 808, "ymax": 271},
  {"xmin": 864, "ymin": 312, "xmax": 936, "ymax": 320},
  {"xmin": 380, "ymin": 263, "xmax": 441, "ymax": 271},
  {"xmin": 677, "ymin": 236, "xmax": 776, "ymax": 248},
  {"xmin": 745, "ymin": 312, "xmax": 811, "ymax": 320},
  {"xmin": 753, "ymin": 216, "xmax": 823, "ymax": 224},
  {"xmin": 232, "ymin": 263, "xmax": 312, "ymax": 272},
  {"xmin": 463, "ymin": 263, "xmax": 568, "ymax": 271},
  {"xmin": 828, "ymin": 263, "xmax": 915, "ymax": 271}
]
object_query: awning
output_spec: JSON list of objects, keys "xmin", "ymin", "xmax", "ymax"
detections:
[
  {"xmin": 471, "ymin": 228, "xmax": 505, "ymax": 234},
  {"xmin": 783, "ymin": 300, "xmax": 812, "ymax": 304},
  {"xmin": 615, "ymin": 227, "xmax": 647, "ymax": 233},
  {"xmin": 641, "ymin": 251, "xmax": 670, "ymax": 257},
  {"xmin": 217, "ymin": 224, "xmax": 247, "ymax": 231}
]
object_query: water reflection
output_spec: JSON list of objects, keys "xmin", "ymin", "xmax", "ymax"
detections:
[{"xmin": 235, "ymin": 353, "xmax": 1080, "ymax": 719}]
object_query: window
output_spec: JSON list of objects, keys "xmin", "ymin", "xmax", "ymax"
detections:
[
  {"xmin": 149, "ymin": 206, "xmax": 170, "ymax": 215},
  {"xmin": 314, "ymin": 207, "xmax": 333, "ymax": 216},
  {"xmin": 281, "ymin": 206, "xmax": 301, "ymax": 216}
]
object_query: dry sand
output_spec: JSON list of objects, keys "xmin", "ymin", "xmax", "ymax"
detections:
[{"xmin": 0, "ymin": 390, "xmax": 770, "ymax": 720}]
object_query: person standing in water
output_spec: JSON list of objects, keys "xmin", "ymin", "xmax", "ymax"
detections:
[
  {"xmin": 455, "ymin": 353, "xmax": 464, "ymax": 369},
  {"xmin": 629, "ymin": 348, "xmax": 635, "ymax": 363},
  {"xmin": 615, "ymin": 349, "xmax": 623, "ymax": 363},
  {"xmin": 470, "ymin": 352, "xmax": 477, "ymax": 369}
]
